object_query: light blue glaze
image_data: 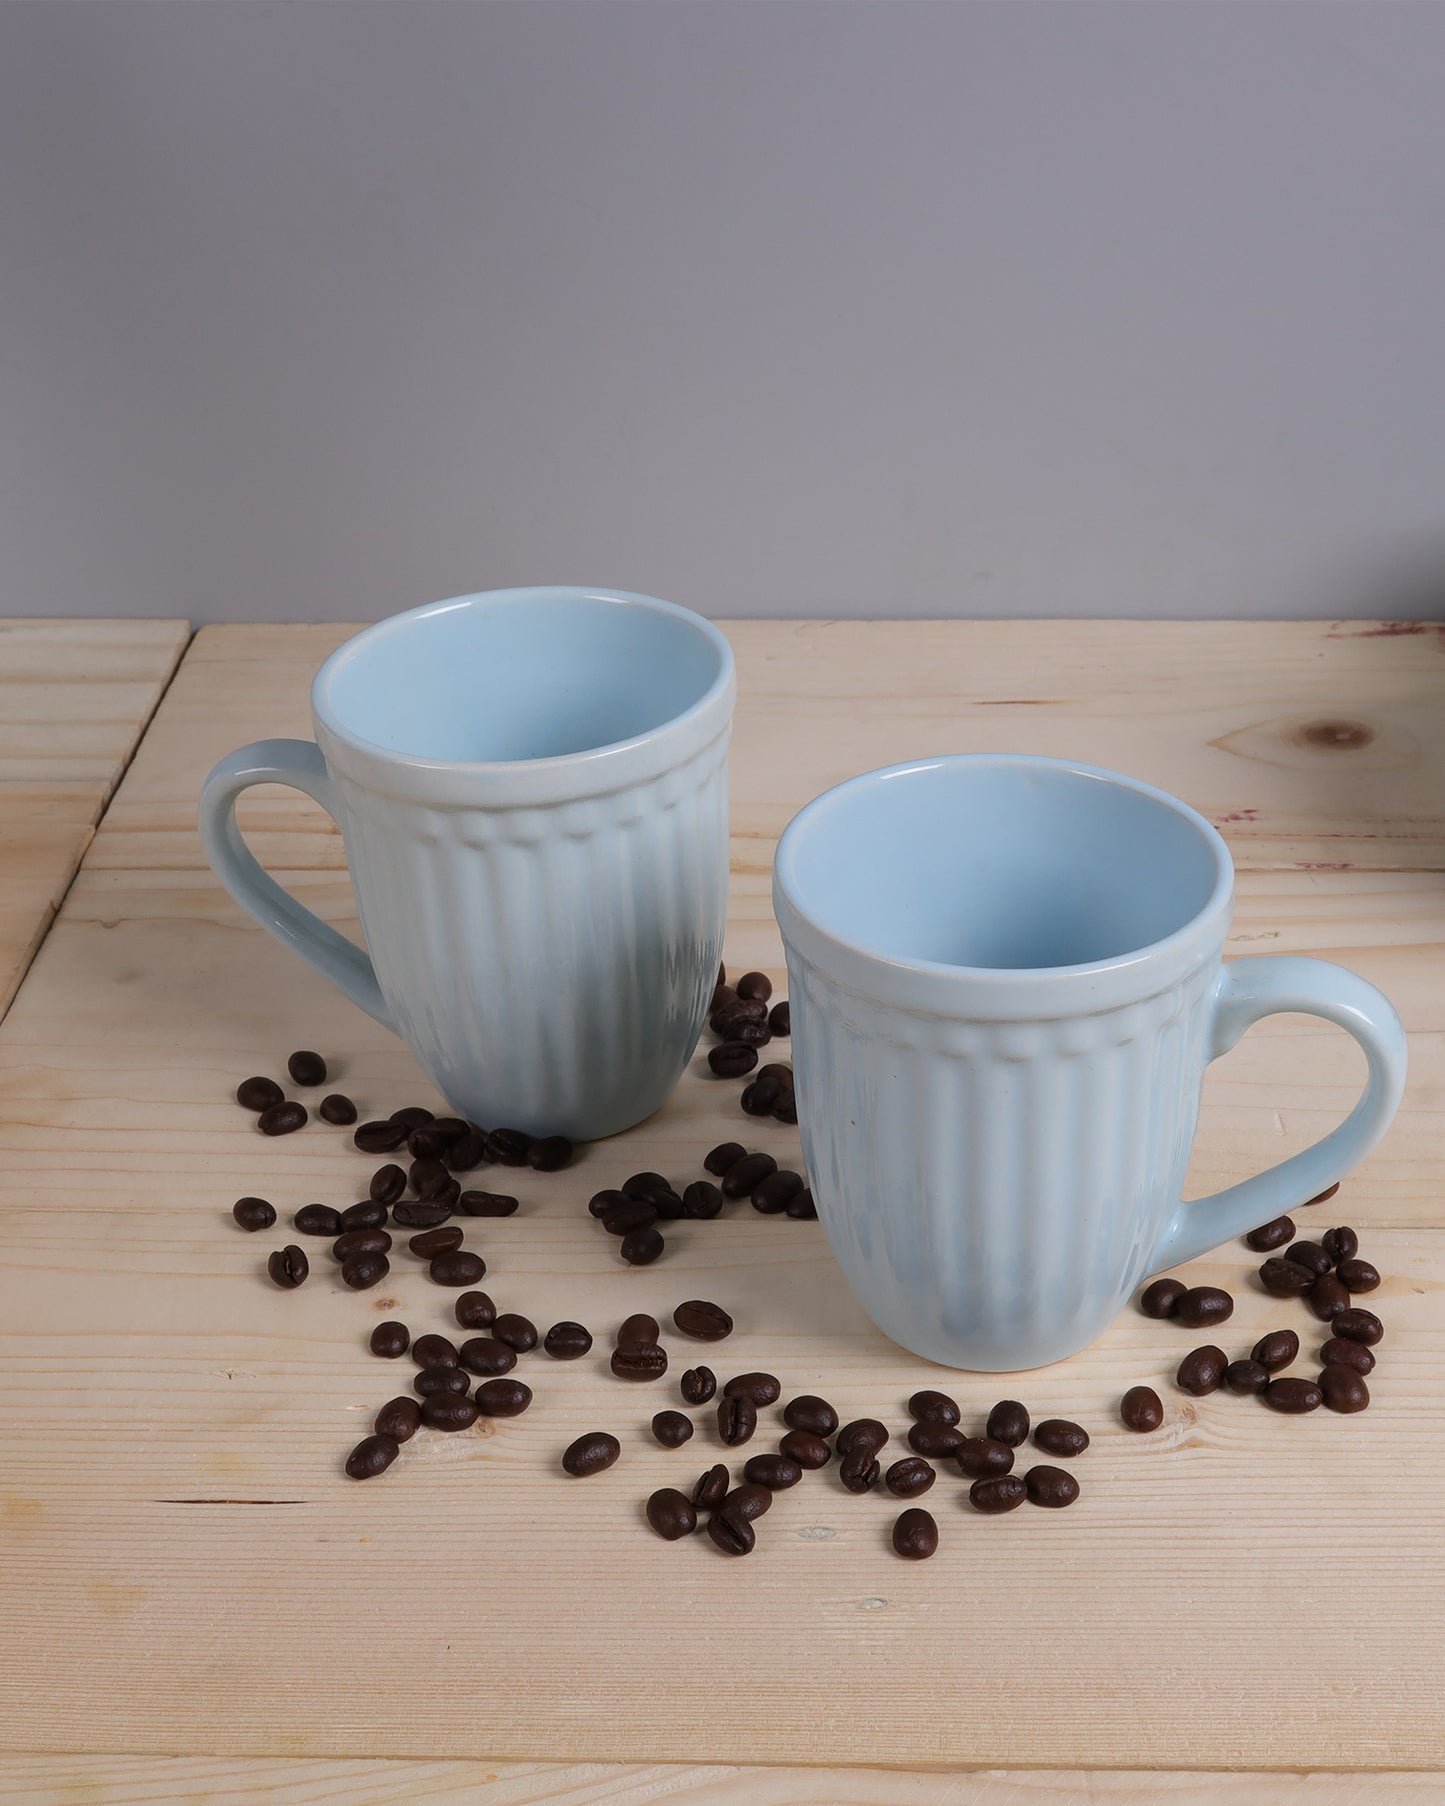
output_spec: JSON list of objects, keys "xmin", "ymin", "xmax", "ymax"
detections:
[{"xmin": 774, "ymin": 754, "xmax": 1407, "ymax": 1371}]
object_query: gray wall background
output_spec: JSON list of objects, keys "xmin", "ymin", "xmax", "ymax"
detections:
[{"xmin": 3, "ymin": 0, "xmax": 1444, "ymax": 626}]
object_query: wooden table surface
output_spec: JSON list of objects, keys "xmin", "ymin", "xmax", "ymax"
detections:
[{"xmin": 1, "ymin": 620, "xmax": 1442, "ymax": 1802}]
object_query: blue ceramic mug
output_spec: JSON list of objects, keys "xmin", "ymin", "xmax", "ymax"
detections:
[
  {"xmin": 774, "ymin": 754, "xmax": 1407, "ymax": 1371},
  {"xmin": 200, "ymin": 587, "xmax": 735, "ymax": 1141}
]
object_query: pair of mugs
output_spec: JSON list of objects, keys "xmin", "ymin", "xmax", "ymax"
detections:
[{"xmin": 201, "ymin": 588, "xmax": 1406, "ymax": 1371}]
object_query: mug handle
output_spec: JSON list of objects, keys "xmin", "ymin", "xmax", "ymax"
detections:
[
  {"xmin": 198, "ymin": 739, "xmax": 395, "ymax": 1031},
  {"xmin": 1151, "ymin": 955, "xmax": 1406, "ymax": 1271}
]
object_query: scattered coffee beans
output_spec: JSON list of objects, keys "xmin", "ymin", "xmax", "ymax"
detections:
[
  {"xmin": 1333, "ymin": 1308, "xmax": 1383, "ymax": 1346},
  {"xmin": 767, "ymin": 1000, "xmax": 790, "ymax": 1035},
  {"xmin": 341, "ymin": 1254, "xmax": 388, "ymax": 1290},
  {"xmin": 459, "ymin": 1337, "xmax": 516, "ymax": 1376},
  {"xmin": 1252, "ymin": 1329, "xmax": 1299, "ymax": 1372},
  {"xmin": 673, "ymin": 1300, "xmax": 733, "ymax": 1341},
  {"xmin": 589, "ymin": 1189, "xmax": 628, "ymax": 1220},
  {"xmin": 319, "ymin": 1094, "xmax": 357, "ymax": 1125},
  {"xmin": 458, "ymin": 1191, "xmax": 518, "ymax": 1217},
  {"xmin": 409, "ymin": 1225, "xmax": 464, "ymax": 1258},
  {"xmin": 493, "ymin": 1313, "xmax": 538, "ymax": 1353},
  {"xmin": 345, "ymin": 1433, "xmax": 398, "ymax": 1478},
  {"xmin": 287, "ymin": 1050, "xmax": 327, "ymax": 1086},
  {"xmin": 421, "ymin": 1393, "xmax": 479, "ymax": 1430},
  {"xmin": 355, "ymin": 1119, "xmax": 408, "ymax": 1154},
  {"xmin": 986, "ymin": 1400, "xmax": 1030, "ymax": 1446},
  {"xmin": 909, "ymin": 1389, "xmax": 961, "ymax": 1425},
  {"xmin": 370, "ymin": 1321, "xmax": 410, "ymax": 1358},
  {"xmin": 236, "ymin": 1076, "xmax": 284, "ymax": 1112},
  {"xmin": 681, "ymin": 1366, "xmax": 717, "ymax": 1405},
  {"xmin": 1305, "ymin": 1183, "xmax": 1340, "ymax": 1206},
  {"xmin": 1320, "ymin": 1336, "xmax": 1375, "ymax": 1375},
  {"xmin": 653, "ymin": 1410, "xmax": 694, "ymax": 1448},
  {"xmin": 784, "ymin": 1188, "xmax": 816, "ymax": 1218},
  {"xmin": 907, "ymin": 1422, "xmax": 964, "ymax": 1458},
  {"xmin": 693, "ymin": 1464, "xmax": 729, "ymax": 1510},
  {"xmin": 1025, "ymin": 1465, "xmax": 1079, "ymax": 1508},
  {"xmin": 1308, "ymin": 1274, "xmax": 1351, "ymax": 1322},
  {"xmin": 618, "ymin": 1313, "xmax": 661, "ymax": 1348},
  {"xmin": 1120, "ymin": 1386, "xmax": 1163, "ymax": 1432},
  {"xmin": 1264, "ymin": 1376, "xmax": 1323, "ymax": 1414},
  {"xmin": 784, "ymin": 1395, "xmax": 838, "ymax": 1436},
  {"xmin": 1260, "ymin": 1257, "xmax": 1314, "ymax": 1297},
  {"xmin": 1176, "ymin": 1345, "xmax": 1227, "ymax": 1396},
  {"xmin": 886, "ymin": 1456, "xmax": 936, "ymax": 1498},
  {"xmin": 706, "ymin": 1509, "xmax": 755, "ymax": 1555},
  {"xmin": 1140, "ymin": 1277, "xmax": 1186, "ymax": 1318},
  {"xmin": 838, "ymin": 1449, "xmax": 882, "ymax": 1493},
  {"xmin": 681, "ymin": 1182, "xmax": 723, "ymax": 1220},
  {"xmin": 414, "ymin": 1367, "xmax": 470, "ymax": 1398},
  {"xmin": 1174, "ymin": 1286, "xmax": 1234, "ymax": 1329},
  {"xmin": 892, "ymin": 1506, "xmax": 938, "ymax": 1559},
  {"xmin": 736, "ymin": 972, "xmax": 772, "ymax": 1002},
  {"xmin": 743, "ymin": 1453, "xmax": 802, "ymax": 1490},
  {"xmin": 723, "ymin": 1482, "xmax": 773, "ymax": 1520},
  {"xmin": 1033, "ymin": 1419, "xmax": 1089, "ymax": 1458},
  {"xmin": 370, "ymin": 1164, "xmax": 406, "ymax": 1204},
  {"xmin": 339, "ymin": 1201, "xmax": 387, "ymax": 1232},
  {"xmin": 1337, "ymin": 1258, "xmax": 1381, "ymax": 1294},
  {"xmin": 476, "ymin": 1378, "xmax": 532, "ymax": 1417},
  {"xmin": 601, "ymin": 1198, "xmax": 658, "ymax": 1236},
  {"xmin": 232, "ymin": 1197, "xmax": 275, "ymax": 1231},
  {"xmin": 375, "ymin": 1396, "xmax": 421, "ymax": 1442},
  {"xmin": 258, "ymin": 1101, "xmax": 307, "ymax": 1136},
  {"xmin": 268, "ymin": 1245, "xmax": 308, "ymax": 1288},
  {"xmin": 1320, "ymin": 1367, "xmax": 1370, "ymax": 1414},
  {"xmin": 390, "ymin": 1107, "xmax": 434, "ymax": 1131},
  {"xmin": 486, "ymin": 1128, "xmax": 530, "ymax": 1166},
  {"xmin": 956, "ymin": 1436, "xmax": 1014, "ymax": 1477},
  {"xmin": 647, "ymin": 1488, "xmax": 697, "ymax": 1540},
  {"xmin": 563, "ymin": 1432, "xmax": 621, "ymax": 1476},
  {"xmin": 412, "ymin": 1333, "xmax": 460, "ymax": 1368},
  {"xmin": 780, "ymin": 1429, "xmax": 832, "ymax": 1469},
  {"xmin": 1321, "ymin": 1225, "xmax": 1359, "ymax": 1264},
  {"xmin": 969, "ymin": 1474, "xmax": 1027, "ymax": 1513},
  {"xmin": 717, "ymin": 1394, "xmax": 757, "ymax": 1446},
  {"xmin": 1225, "ymin": 1359, "xmax": 1269, "ymax": 1395},
  {"xmin": 751, "ymin": 1171, "xmax": 804, "ymax": 1214},
  {"xmin": 1286, "ymin": 1240, "xmax": 1333, "ymax": 1279},
  {"xmin": 622, "ymin": 1172, "xmax": 673, "ymax": 1203},
  {"xmin": 611, "ymin": 1344, "xmax": 668, "ymax": 1381},
  {"xmin": 1245, "ymin": 1216, "xmax": 1295, "ymax": 1252},
  {"xmin": 620, "ymin": 1226, "xmax": 665, "ymax": 1265},
  {"xmin": 455, "ymin": 1291, "xmax": 496, "ymax": 1330},
  {"xmin": 724, "ymin": 1372, "xmax": 781, "ymax": 1407},
  {"xmin": 392, "ymin": 1201, "xmax": 453, "ymax": 1229},
  {"xmin": 527, "ymin": 1135, "xmax": 573, "ymax": 1171},
  {"xmin": 836, "ymin": 1419, "xmax": 889, "ymax": 1456},
  {"xmin": 709, "ymin": 1042, "xmax": 758, "ymax": 1078},
  {"xmin": 333, "ymin": 1228, "xmax": 391, "ymax": 1261},
  {"xmin": 430, "ymin": 1250, "xmax": 486, "ymax": 1287},
  {"xmin": 444, "ymin": 1128, "xmax": 490, "ymax": 1171},
  {"xmin": 543, "ymin": 1321, "xmax": 592, "ymax": 1359},
  {"xmin": 721, "ymin": 1152, "xmax": 777, "ymax": 1199}
]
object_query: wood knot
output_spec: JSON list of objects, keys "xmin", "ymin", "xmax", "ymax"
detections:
[{"xmin": 1296, "ymin": 719, "xmax": 1374, "ymax": 750}]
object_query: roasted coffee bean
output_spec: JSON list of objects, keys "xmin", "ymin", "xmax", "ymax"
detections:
[
  {"xmin": 355, "ymin": 1118, "xmax": 408, "ymax": 1154},
  {"xmin": 784, "ymin": 1185, "xmax": 815, "ymax": 1216},
  {"xmin": 1305, "ymin": 1182, "xmax": 1340, "ymax": 1206},
  {"xmin": 969, "ymin": 1473, "xmax": 1027, "ymax": 1513},
  {"xmin": 267, "ymin": 1245, "xmax": 308, "ymax": 1288},
  {"xmin": 458, "ymin": 1191, "xmax": 518, "ymax": 1217},
  {"xmin": 1333, "ymin": 1308, "xmax": 1383, "ymax": 1346},
  {"xmin": 391, "ymin": 1200, "xmax": 453, "ymax": 1230},
  {"xmin": 907, "ymin": 1421, "xmax": 964, "ymax": 1458},
  {"xmin": 693, "ymin": 1464, "xmax": 730, "ymax": 1510},
  {"xmin": 444, "ymin": 1127, "xmax": 490, "ymax": 1171},
  {"xmin": 459, "ymin": 1337, "xmax": 516, "ymax": 1376},
  {"xmin": 1025, "ymin": 1465, "xmax": 1079, "ymax": 1509},
  {"xmin": 704, "ymin": 1141, "xmax": 747, "ymax": 1177},
  {"xmin": 375, "ymin": 1396, "xmax": 421, "ymax": 1442},
  {"xmin": 287, "ymin": 1050, "xmax": 327, "ymax": 1086},
  {"xmin": 1320, "ymin": 1336, "xmax": 1375, "ymax": 1375},
  {"xmin": 493, "ymin": 1313, "xmax": 538, "ymax": 1353},
  {"xmin": 236, "ymin": 1075, "xmax": 284, "ymax": 1112},
  {"xmin": 780, "ymin": 1429, "xmax": 832, "ymax": 1469},
  {"xmin": 838, "ymin": 1449, "xmax": 881, "ymax": 1493},
  {"xmin": 1245, "ymin": 1215, "xmax": 1295, "ymax": 1251},
  {"xmin": 601, "ymin": 1198, "xmax": 659, "ymax": 1236},
  {"xmin": 784, "ymin": 1395, "xmax": 838, "ymax": 1436},
  {"xmin": 723, "ymin": 1372, "xmax": 781, "ymax": 1407},
  {"xmin": 986, "ymin": 1400, "xmax": 1030, "ymax": 1446},
  {"xmin": 647, "ymin": 1488, "xmax": 697, "ymax": 1540},
  {"xmin": 622, "ymin": 1171, "xmax": 674, "ymax": 1203},
  {"xmin": 717, "ymin": 1394, "xmax": 757, "ymax": 1445},
  {"xmin": 651, "ymin": 1189, "xmax": 687, "ymax": 1221},
  {"xmin": 412, "ymin": 1333, "xmax": 460, "ymax": 1368},
  {"xmin": 836, "ymin": 1418, "xmax": 889, "ymax": 1456},
  {"xmin": 744, "ymin": 1453, "xmax": 802, "ymax": 1490},
  {"xmin": 1264, "ymin": 1376, "xmax": 1323, "ymax": 1414},
  {"xmin": 408, "ymin": 1126, "xmax": 450, "ymax": 1162},
  {"xmin": 730, "ymin": 1021, "xmax": 773, "ymax": 1050},
  {"xmin": 956, "ymin": 1436, "xmax": 1014, "ymax": 1477},
  {"xmin": 715, "ymin": 1485, "xmax": 768, "ymax": 1525},
  {"xmin": 652, "ymin": 1410, "xmax": 694, "ymax": 1448},
  {"xmin": 706, "ymin": 1508, "xmax": 755, "ymax": 1555},
  {"xmin": 1309, "ymin": 1274, "xmax": 1351, "ymax": 1322},
  {"xmin": 369, "ymin": 1320, "xmax": 410, "ymax": 1358},
  {"xmin": 767, "ymin": 1000, "xmax": 790, "ymax": 1036},
  {"xmin": 410, "ymin": 1158, "xmax": 454, "ymax": 1199},
  {"xmin": 345, "ymin": 1433, "xmax": 398, "ymax": 1479},
  {"xmin": 909, "ymin": 1389, "xmax": 960, "ymax": 1425},
  {"xmin": 1260, "ymin": 1256, "xmax": 1315, "ymax": 1297},
  {"xmin": 611, "ymin": 1343, "xmax": 668, "ymax": 1381},
  {"xmin": 526, "ymin": 1135, "xmax": 573, "ymax": 1171},
  {"xmin": 1285, "ymin": 1240, "xmax": 1333, "ymax": 1278},
  {"xmin": 1225, "ymin": 1359, "xmax": 1270, "ymax": 1395},
  {"xmin": 544, "ymin": 1321, "xmax": 592, "ymax": 1359},
  {"xmin": 333, "ymin": 1228, "xmax": 391, "ymax": 1261},
  {"xmin": 563, "ymin": 1431, "xmax": 621, "ymax": 1476},
  {"xmin": 740, "ymin": 1077, "xmax": 783, "ymax": 1117},
  {"xmin": 476, "ymin": 1378, "xmax": 532, "ymax": 1417},
  {"xmin": 681, "ymin": 1366, "xmax": 717, "ymax": 1405},
  {"xmin": 681, "ymin": 1181, "xmax": 724, "ymax": 1220},
  {"xmin": 258, "ymin": 1101, "xmax": 307, "ymax": 1136},
  {"xmin": 293, "ymin": 1204, "xmax": 342, "ymax": 1237},
  {"xmin": 408, "ymin": 1225, "xmax": 464, "ymax": 1258},
  {"xmin": 892, "ymin": 1506, "xmax": 938, "ymax": 1559},
  {"xmin": 1320, "ymin": 1366, "xmax": 1370, "ymax": 1414},
  {"xmin": 618, "ymin": 1312, "xmax": 661, "ymax": 1348},
  {"xmin": 1120, "ymin": 1386, "xmax": 1163, "ymax": 1433},
  {"xmin": 368, "ymin": 1163, "xmax": 406, "ymax": 1205},
  {"xmin": 430, "ymin": 1250, "xmax": 486, "ymax": 1287},
  {"xmin": 709, "ymin": 1041, "xmax": 758, "ymax": 1079},
  {"xmin": 319, "ymin": 1093, "xmax": 357, "ymax": 1125},
  {"xmin": 712, "ymin": 1002, "xmax": 768, "ymax": 1039},
  {"xmin": 673, "ymin": 1300, "xmax": 733, "ymax": 1341},
  {"xmin": 721, "ymin": 1152, "xmax": 777, "ymax": 1199},
  {"xmin": 1337, "ymin": 1257, "xmax": 1381, "ymax": 1293},
  {"xmin": 414, "ymin": 1367, "xmax": 470, "ymax": 1398},
  {"xmin": 389, "ymin": 1106, "xmax": 435, "ymax": 1130},
  {"xmin": 339, "ymin": 1201, "xmax": 388, "ymax": 1232},
  {"xmin": 1174, "ymin": 1285, "xmax": 1234, "ymax": 1329},
  {"xmin": 736, "ymin": 971, "xmax": 773, "ymax": 1002},
  {"xmin": 342, "ymin": 1253, "xmax": 389, "ymax": 1290},
  {"xmin": 1252, "ymin": 1329, "xmax": 1300, "ymax": 1372},
  {"xmin": 1176, "ymin": 1345, "xmax": 1227, "ymax": 1396},
  {"xmin": 232, "ymin": 1197, "xmax": 276, "ymax": 1232},
  {"xmin": 886, "ymin": 1455, "xmax": 936, "ymax": 1498},
  {"xmin": 1321, "ymin": 1225, "xmax": 1359, "ymax": 1264},
  {"xmin": 1140, "ymin": 1276, "xmax": 1186, "ymax": 1318},
  {"xmin": 427, "ymin": 1117, "xmax": 470, "ymax": 1145},
  {"xmin": 486, "ymin": 1128, "xmax": 531, "ymax": 1166},
  {"xmin": 751, "ymin": 1170, "xmax": 804, "ymax": 1214},
  {"xmin": 421, "ymin": 1393, "xmax": 479, "ymax": 1431},
  {"xmin": 1034, "ymin": 1419, "xmax": 1089, "ymax": 1458},
  {"xmin": 455, "ymin": 1291, "xmax": 496, "ymax": 1330},
  {"xmin": 772, "ymin": 1095, "xmax": 798, "ymax": 1126},
  {"xmin": 589, "ymin": 1188, "xmax": 630, "ymax": 1220},
  {"xmin": 620, "ymin": 1226, "xmax": 665, "ymax": 1266},
  {"xmin": 756, "ymin": 1061, "xmax": 793, "ymax": 1088}
]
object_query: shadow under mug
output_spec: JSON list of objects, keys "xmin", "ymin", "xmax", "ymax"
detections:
[
  {"xmin": 199, "ymin": 587, "xmax": 735, "ymax": 1141},
  {"xmin": 773, "ymin": 754, "xmax": 1407, "ymax": 1371}
]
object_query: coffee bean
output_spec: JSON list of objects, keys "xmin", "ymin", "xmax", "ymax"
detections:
[
  {"xmin": 1225, "ymin": 1359, "xmax": 1270, "ymax": 1394},
  {"xmin": 430, "ymin": 1250, "xmax": 486, "ymax": 1287},
  {"xmin": 620, "ymin": 1226, "xmax": 665, "ymax": 1266},
  {"xmin": 408, "ymin": 1226, "xmax": 463, "ymax": 1258},
  {"xmin": 709, "ymin": 1042, "xmax": 758, "ymax": 1079},
  {"xmin": 622, "ymin": 1171, "xmax": 674, "ymax": 1202},
  {"xmin": 428, "ymin": 1117, "xmax": 471, "ymax": 1145},
  {"xmin": 721, "ymin": 1152, "xmax": 777, "ymax": 1199},
  {"xmin": 734, "ymin": 1023, "xmax": 775, "ymax": 1052},
  {"xmin": 1260, "ymin": 1256, "xmax": 1315, "ymax": 1297},
  {"xmin": 772, "ymin": 1095, "xmax": 798, "ymax": 1125},
  {"xmin": 780, "ymin": 1429, "xmax": 832, "ymax": 1469},
  {"xmin": 1025, "ymin": 1465, "xmax": 1079, "ymax": 1509},
  {"xmin": 414, "ymin": 1367, "xmax": 470, "ymax": 1398},
  {"xmin": 339, "ymin": 1201, "xmax": 388, "ymax": 1232},
  {"xmin": 543, "ymin": 1321, "xmax": 592, "ymax": 1359},
  {"xmin": 1176, "ymin": 1345, "xmax": 1227, "ymax": 1396},
  {"xmin": 1264, "ymin": 1376, "xmax": 1323, "ymax": 1414},
  {"xmin": 1285, "ymin": 1240, "xmax": 1333, "ymax": 1278},
  {"xmin": 611, "ymin": 1344, "xmax": 668, "ymax": 1382},
  {"xmin": 392, "ymin": 1200, "xmax": 453, "ymax": 1229},
  {"xmin": 653, "ymin": 1190, "xmax": 687, "ymax": 1220},
  {"xmin": 1308, "ymin": 1274, "xmax": 1351, "ymax": 1321},
  {"xmin": 767, "ymin": 1000, "xmax": 790, "ymax": 1036},
  {"xmin": 1120, "ymin": 1386, "xmax": 1163, "ymax": 1432},
  {"xmin": 673, "ymin": 1300, "xmax": 733, "ymax": 1341},
  {"xmin": 836, "ymin": 1418, "xmax": 889, "ymax": 1456},
  {"xmin": 956, "ymin": 1436, "xmax": 1014, "ymax": 1477},
  {"xmin": 740, "ymin": 1077, "xmax": 783, "ymax": 1117},
  {"xmin": 236, "ymin": 1076, "xmax": 284, "ymax": 1112},
  {"xmin": 1337, "ymin": 1257, "xmax": 1381, "ymax": 1293},
  {"xmin": 838, "ymin": 1449, "xmax": 881, "ymax": 1493},
  {"xmin": 232, "ymin": 1197, "xmax": 276, "ymax": 1232},
  {"xmin": 1320, "ymin": 1336, "xmax": 1375, "ymax": 1375},
  {"xmin": 736, "ymin": 971, "xmax": 773, "ymax": 1002},
  {"xmin": 717, "ymin": 1394, "xmax": 757, "ymax": 1445},
  {"xmin": 706, "ymin": 1509, "xmax": 755, "ymax": 1555},
  {"xmin": 476, "ymin": 1378, "xmax": 532, "ymax": 1417},
  {"xmin": 653, "ymin": 1410, "xmax": 694, "ymax": 1448},
  {"xmin": 366, "ymin": 1164, "xmax": 404, "ymax": 1206},
  {"xmin": 370, "ymin": 1320, "xmax": 410, "ymax": 1358},
  {"xmin": 617, "ymin": 1313, "xmax": 661, "ymax": 1348},
  {"xmin": 319, "ymin": 1094, "xmax": 357, "ymax": 1125},
  {"xmin": 1321, "ymin": 1225, "xmax": 1359, "ymax": 1264},
  {"xmin": 421, "ymin": 1393, "xmax": 479, "ymax": 1431},
  {"xmin": 1252, "ymin": 1329, "xmax": 1299, "ymax": 1372},
  {"xmin": 459, "ymin": 1337, "xmax": 516, "ymax": 1376},
  {"xmin": 345, "ymin": 1433, "xmax": 398, "ymax": 1479},
  {"xmin": 1333, "ymin": 1308, "xmax": 1383, "ymax": 1346},
  {"xmin": 412, "ymin": 1333, "xmax": 460, "ymax": 1369},
  {"xmin": 723, "ymin": 1372, "xmax": 781, "ymax": 1407},
  {"xmin": 784, "ymin": 1395, "xmax": 838, "ymax": 1436},
  {"xmin": 563, "ymin": 1432, "xmax": 621, "ymax": 1476},
  {"xmin": 969, "ymin": 1473, "xmax": 1027, "ymax": 1513},
  {"xmin": 287, "ymin": 1050, "xmax": 327, "ymax": 1086},
  {"xmin": 455, "ymin": 1291, "xmax": 496, "ymax": 1330},
  {"xmin": 1139, "ymin": 1277, "xmax": 1186, "ymax": 1318},
  {"xmin": 333, "ymin": 1228, "xmax": 391, "ymax": 1261},
  {"xmin": 721, "ymin": 1482, "xmax": 773, "ymax": 1520},
  {"xmin": 486, "ymin": 1128, "xmax": 531, "ymax": 1166},
  {"xmin": 458, "ymin": 1191, "xmax": 518, "ymax": 1217},
  {"xmin": 678, "ymin": 1368, "xmax": 716, "ymax": 1408},
  {"xmin": 410, "ymin": 1158, "xmax": 453, "ymax": 1199},
  {"xmin": 647, "ymin": 1488, "xmax": 697, "ymax": 1540},
  {"xmin": 892, "ymin": 1506, "xmax": 938, "ymax": 1559},
  {"xmin": 355, "ymin": 1119, "xmax": 408, "ymax": 1154},
  {"xmin": 704, "ymin": 1141, "xmax": 747, "ymax": 1177},
  {"xmin": 751, "ymin": 1171, "xmax": 804, "ymax": 1214},
  {"xmin": 1174, "ymin": 1286, "xmax": 1234, "ymax": 1329},
  {"xmin": 341, "ymin": 1253, "xmax": 389, "ymax": 1290},
  {"xmin": 986, "ymin": 1400, "xmax": 1030, "ymax": 1446},
  {"xmin": 743, "ymin": 1453, "xmax": 802, "ymax": 1490},
  {"xmin": 1245, "ymin": 1215, "xmax": 1295, "ymax": 1252},
  {"xmin": 267, "ymin": 1245, "xmax": 308, "ymax": 1288},
  {"xmin": 389, "ymin": 1107, "xmax": 435, "ymax": 1130},
  {"xmin": 906, "ymin": 1389, "xmax": 959, "ymax": 1425},
  {"xmin": 886, "ymin": 1455, "xmax": 936, "ymax": 1498},
  {"xmin": 907, "ymin": 1422, "xmax": 964, "ymax": 1457},
  {"xmin": 258, "ymin": 1101, "xmax": 307, "ymax": 1136},
  {"xmin": 713, "ymin": 1002, "xmax": 768, "ymax": 1038},
  {"xmin": 1320, "ymin": 1366, "xmax": 1371, "ymax": 1414},
  {"xmin": 444, "ymin": 1127, "xmax": 491, "ymax": 1171},
  {"xmin": 693, "ymin": 1464, "xmax": 730, "ymax": 1510},
  {"xmin": 1304, "ymin": 1182, "xmax": 1340, "ymax": 1206},
  {"xmin": 601, "ymin": 1198, "xmax": 659, "ymax": 1236},
  {"xmin": 492, "ymin": 1314, "xmax": 537, "ymax": 1354},
  {"xmin": 1034, "ymin": 1419, "xmax": 1089, "ymax": 1458},
  {"xmin": 375, "ymin": 1396, "xmax": 421, "ymax": 1442},
  {"xmin": 406, "ymin": 1124, "xmax": 448, "ymax": 1160},
  {"xmin": 681, "ymin": 1182, "xmax": 723, "ymax": 1220},
  {"xmin": 293, "ymin": 1205, "xmax": 342, "ymax": 1237},
  {"xmin": 784, "ymin": 1186, "xmax": 815, "ymax": 1217},
  {"xmin": 527, "ymin": 1135, "xmax": 573, "ymax": 1171}
]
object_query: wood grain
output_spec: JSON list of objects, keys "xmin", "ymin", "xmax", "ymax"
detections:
[{"xmin": 0, "ymin": 618, "xmax": 188, "ymax": 1016}]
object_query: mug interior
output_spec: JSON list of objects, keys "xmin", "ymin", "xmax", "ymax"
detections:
[
  {"xmin": 317, "ymin": 590, "xmax": 727, "ymax": 763},
  {"xmin": 778, "ymin": 758, "xmax": 1226, "ymax": 971}
]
